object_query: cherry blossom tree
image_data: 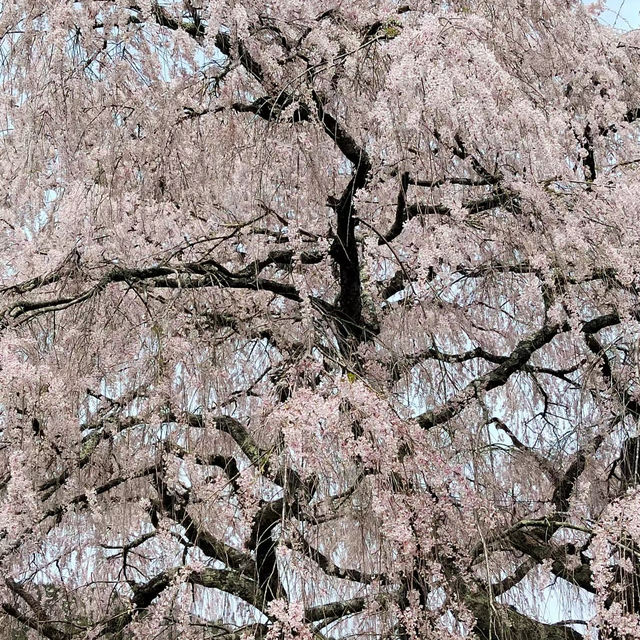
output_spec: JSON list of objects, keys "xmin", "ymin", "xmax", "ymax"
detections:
[{"xmin": 2, "ymin": 1, "xmax": 640, "ymax": 638}]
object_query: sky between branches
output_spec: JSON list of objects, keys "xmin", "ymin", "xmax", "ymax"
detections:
[{"xmin": 604, "ymin": 0, "xmax": 639, "ymax": 28}]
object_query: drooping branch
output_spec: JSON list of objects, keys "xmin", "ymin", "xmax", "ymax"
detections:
[
  {"xmin": 488, "ymin": 557, "xmax": 537, "ymax": 597},
  {"xmin": 0, "ymin": 258, "xmax": 303, "ymax": 329},
  {"xmin": 489, "ymin": 417, "xmax": 560, "ymax": 482},
  {"xmin": 1, "ymin": 602, "xmax": 69, "ymax": 640},
  {"xmin": 285, "ymin": 531, "xmax": 388, "ymax": 585},
  {"xmin": 42, "ymin": 463, "xmax": 159, "ymax": 521},
  {"xmin": 151, "ymin": 473, "xmax": 252, "ymax": 573},
  {"xmin": 416, "ymin": 309, "xmax": 630, "ymax": 432},
  {"xmin": 3, "ymin": 579, "xmax": 70, "ymax": 640},
  {"xmin": 384, "ymin": 191, "xmax": 517, "ymax": 242},
  {"xmin": 417, "ymin": 322, "xmax": 562, "ymax": 430}
]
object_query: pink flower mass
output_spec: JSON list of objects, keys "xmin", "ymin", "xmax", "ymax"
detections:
[{"xmin": 1, "ymin": 1, "xmax": 640, "ymax": 638}]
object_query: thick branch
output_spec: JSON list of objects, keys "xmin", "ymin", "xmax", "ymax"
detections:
[
  {"xmin": 152, "ymin": 474, "xmax": 252, "ymax": 573},
  {"xmin": 417, "ymin": 322, "xmax": 561, "ymax": 430},
  {"xmin": 1, "ymin": 602, "xmax": 69, "ymax": 640},
  {"xmin": 466, "ymin": 592, "xmax": 584, "ymax": 640},
  {"xmin": 1, "ymin": 259, "xmax": 302, "ymax": 328},
  {"xmin": 3, "ymin": 579, "xmax": 69, "ymax": 640}
]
